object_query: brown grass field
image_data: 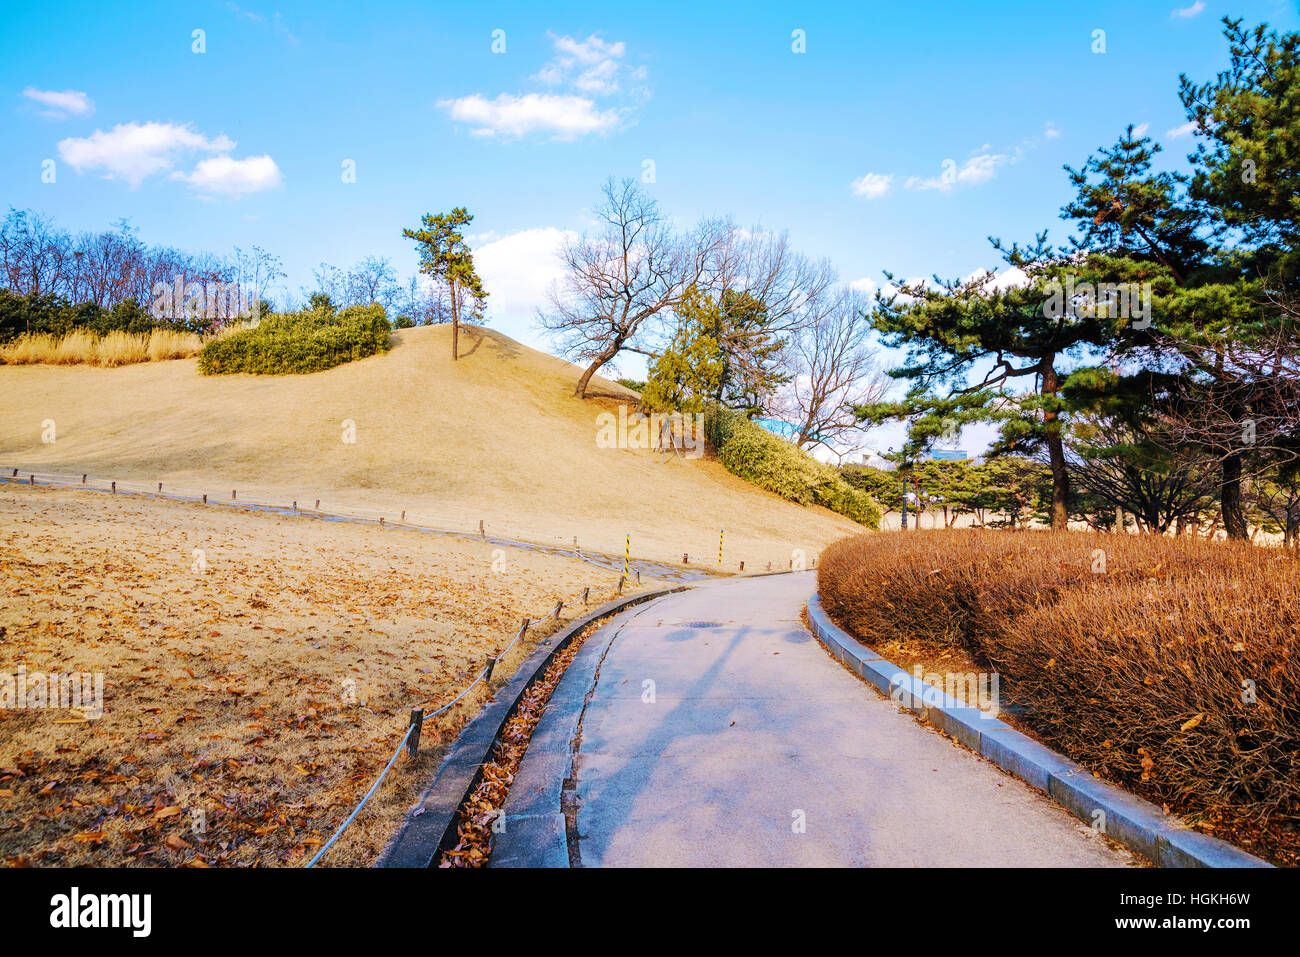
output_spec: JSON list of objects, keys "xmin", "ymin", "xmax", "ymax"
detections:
[
  {"xmin": 0, "ymin": 482, "xmax": 660, "ymax": 866},
  {"xmin": 819, "ymin": 529, "xmax": 1300, "ymax": 866}
]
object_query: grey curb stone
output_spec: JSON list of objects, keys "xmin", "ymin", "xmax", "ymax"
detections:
[
  {"xmin": 980, "ymin": 729, "xmax": 1080, "ymax": 794},
  {"xmin": 927, "ymin": 706, "xmax": 1010, "ymax": 752},
  {"xmin": 806, "ymin": 592, "xmax": 1272, "ymax": 869},
  {"xmin": 1157, "ymin": 823, "xmax": 1274, "ymax": 868},
  {"xmin": 376, "ymin": 586, "xmax": 686, "ymax": 868},
  {"xmin": 491, "ymin": 597, "xmax": 670, "ymax": 868},
  {"xmin": 489, "ymin": 813, "xmax": 569, "ymax": 868}
]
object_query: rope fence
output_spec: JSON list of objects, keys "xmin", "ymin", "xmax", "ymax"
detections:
[
  {"xmin": 0, "ymin": 466, "xmax": 742, "ymax": 579},
  {"xmin": 304, "ymin": 579, "xmax": 622, "ymax": 867}
]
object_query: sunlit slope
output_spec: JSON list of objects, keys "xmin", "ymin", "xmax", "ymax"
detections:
[{"xmin": 0, "ymin": 324, "xmax": 865, "ymax": 565}]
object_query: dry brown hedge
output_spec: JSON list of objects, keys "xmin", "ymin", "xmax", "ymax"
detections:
[{"xmin": 819, "ymin": 529, "xmax": 1300, "ymax": 863}]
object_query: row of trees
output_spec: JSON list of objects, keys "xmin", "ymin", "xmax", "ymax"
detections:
[
  {"xmin": 845, "ymin": 457, "xmax": 1053, "ymax": 529},
  {"xmin": 859, "ymin": 17, "xmax": 1300, "ymax": 541},
  {"xmin": 0, "ymin": 203, "xmax": 489, "ymax": 341},
  {"xmin": 0, "ymin": 208, "xmax": 284, "ymax": 321},
  {"xmin": 848, "ymin": 452, "xmax": 1298, "ymax": 541},
  {"xmin": 539, "ymin": 178, "xmax": 889, "ymax": 460}
]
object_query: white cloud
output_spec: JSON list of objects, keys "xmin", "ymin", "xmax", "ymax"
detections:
[
  {"xmin": 444, "ymin": 32, "xmax": 643, "ymax": 143},
  {"xmin": 1044, "ymin": 121, "xmax": 1061, "ymax": 139},
  {"xmin": 57, "ymin": 121, "xmax": 235, "ymax": 185},
  {"xmin": 965, "ymin": 266, "xmax": 1030, "ymax": 291},
  {"xmin": 57, "ymin": 120, "xmax": 277, "ymax": 198},
  {"xmin": 536, "ymin": 33, "xmax": 629, "ymax": 95},
  {"xmin": 439, "ymin": 92, "xmax": 621, "ymax": 140},
  {"xmin": 1167, "ymin": 120, "xmax": 1199, "ymax": 138},
  {"xmin": 905, "ymin": 153, "xmax": 1007, "ymax": 192},
  {"xmin": 22, "ymin": 87, "xmax": 94, "ymax": 118},
  {"xmin": 1171, "ymin": 2, "xmax": 1206, "ymax": 18},
  {"xmin": 954, "ymin": 153, "xmax": 1006, "ymax": 186},
  {"xmin": 171, "ymin": 154, "xmax": 282, "ymax": 197},
  {"xmin": 850, "ymin": 172, "xmax": 893, "ymax": 199},
  {"xmin": 1132, "ymin": 122, "xmax": 1151, "ymax": 137},
  {"xmin": 474, "ymin": 227, "xmax": 575, "ymax": 319}
]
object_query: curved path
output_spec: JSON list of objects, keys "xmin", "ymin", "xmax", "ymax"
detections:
[{"xmin": 494, "ymin": 573, "xmax": 1140, "ymax": 867}]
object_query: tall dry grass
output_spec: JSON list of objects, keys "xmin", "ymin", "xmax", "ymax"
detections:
[
  {"xmin": 819, "ymin": 529, "xmax": 1300, "ymax": 864},
  {"xmin": 0, "ymin": 329, "xmax": 203, "ymax": 367}
]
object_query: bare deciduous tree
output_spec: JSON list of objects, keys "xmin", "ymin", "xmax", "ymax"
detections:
[
  {"xmin": 772, "ymin": 287, "xmax": 890, "ymax": 461},
  {"xmin": 540, "ymin": 178, "xmax": 713, "ymax": 397},
  {"xmin": 692, "ymin": 223, "xmax": 839, "ymax": 410}
]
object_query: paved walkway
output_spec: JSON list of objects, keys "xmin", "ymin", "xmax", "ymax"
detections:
[{"xmin": 496, "ymin": 574, "xmax": 1139, "ymax": 867}]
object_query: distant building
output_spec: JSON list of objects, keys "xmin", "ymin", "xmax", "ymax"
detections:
[
  {"xmin": 753, "ymin": 417, "xmax": 877, "ymax": 467},
  {"xmin": 753, "ymin": 418, "xmax": 802, "ymax": 442}
]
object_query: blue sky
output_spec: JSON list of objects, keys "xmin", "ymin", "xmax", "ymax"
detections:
[{"xmin": 3, "ymin": 0, "xmax": 1297, "ymax": 452}]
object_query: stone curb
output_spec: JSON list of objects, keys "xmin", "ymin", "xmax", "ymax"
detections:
[
  {"xmin": 490, "ymin": 597, "xmax": 675, "ymax": 868},
  {"xmin": 806, "ymin": 593, "xmax": 1272, "ymax": 869},
  {"xmin": 375, "ymin": 586, "xmax": 686, "ymax": 868}
]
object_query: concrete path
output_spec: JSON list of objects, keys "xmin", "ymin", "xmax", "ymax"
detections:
[{"xmin": 496, "ymin": 573, "xmax": 1140, "ymax": 867}]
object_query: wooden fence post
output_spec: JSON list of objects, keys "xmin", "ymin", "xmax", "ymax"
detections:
[
  {"xmin": 554, "ymin": 600, "xmax": 563, "ymax": 618},
  {"xmin": 484, "ymin": 656, "xmax": 499, "ymax": 682},
  {"xmin": 406, "ymin": 708, "xmax": 423, "ymax": 760},
  {"xmin": 582, "ymin": 587, "xmax": 590, "ymax": 604}
]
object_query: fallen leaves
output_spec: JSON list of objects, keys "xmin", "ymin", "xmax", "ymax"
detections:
[
  {"xmin": 1, "ymin": 481, "xmax": 633, "ymax": 868},
  {"xmin": 440, "ymin": 619, "xmax": 605, "ymax": 869}
]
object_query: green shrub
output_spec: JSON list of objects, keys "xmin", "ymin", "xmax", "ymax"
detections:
[
  {"xmin": 198, "ymin": 304, "xmax": 391, "ymax": 375},
  {"xmin": 705, "ymin": 405, "xmax": 881, "ymax": 528}
]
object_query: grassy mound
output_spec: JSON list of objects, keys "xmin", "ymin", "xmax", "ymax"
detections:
[
  {"xmin": 0, "ymin": 324, "xmax": 866, "ymax": 567},
  {"xmin": 198, "ymin": 304, "xmax": 391, "ymax": 375},
  {"xmin": 704, "ymin": 405, "xmax": 880, "ymax": 528},
  {"xmin": 818, "ymin": 529, "xmax": 1300, "ymax": 865}
]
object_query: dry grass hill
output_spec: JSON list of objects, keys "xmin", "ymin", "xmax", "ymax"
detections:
[{"xmin": 0, "ymin": 324, "xmax": 865, "ymax": 568}]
